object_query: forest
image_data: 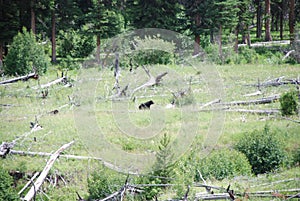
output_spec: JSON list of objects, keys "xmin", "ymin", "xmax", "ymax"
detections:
[
  {"xmin": 0, "ymin": 0, "xmax": 300, "ymax": 201},
  {"xmin": 0, "ymin": 0, "xmax": 299, "ymax": 65}
]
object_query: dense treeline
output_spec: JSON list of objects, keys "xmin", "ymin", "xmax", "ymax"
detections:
[{"xmin": 0, "ymin": 0, "xmax": 299, "ymax": 64}]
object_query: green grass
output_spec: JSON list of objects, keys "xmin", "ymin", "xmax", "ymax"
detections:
[{"xmin": 0, "ymin": 63, "xmax": 299, "ymax": 200}]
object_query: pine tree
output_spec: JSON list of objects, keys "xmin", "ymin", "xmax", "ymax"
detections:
[
  {"xmin": 4, "ymin": 28, "xmax": 49, "ymax": 75},
  {"xmin": 128, "ymin": 0, "xmax": 182, "ymax": 31}
]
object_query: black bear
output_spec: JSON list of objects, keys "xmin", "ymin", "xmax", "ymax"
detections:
[{"xmin": 138, "ymin": 100, "xmax": 154, "ymax": 110}]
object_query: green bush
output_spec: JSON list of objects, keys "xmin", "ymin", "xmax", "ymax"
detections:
[
  {"xmin": 87, "ymin": 167, "xmax": 125, "ymax": 200},
  {"xmin": 196, "ymin": 149, "xmax": 252, "ymax": 180},
  {"xmin": 280, "ymin": 90, "xmax": 298, "ymax": 116},
  {"xmin": 0, "ymin": 167, "xmax": 19, "ymax": 201},
  {"xmin": 129, "ymin": 35, "xmax": 176, "ymax": 66},
  {"xmin": 4, "ymin": 27, "xmax": 49, "ymax": 75},
  {"xmin": 235, "ymin": 125, "xmax": 287, "ymax": 175},
  {"xmin": 57, "ymin": 29, "xmax": 95, "ymax": 59},
  {"xmin": 292, "ymin": 147, "xmax": 300, "ymax": 166}
]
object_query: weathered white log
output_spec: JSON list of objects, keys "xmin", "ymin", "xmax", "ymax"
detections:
[
  {"xmin": 220, "ymin": 95, "xmax": 280, "ymax": 106},
  {"xmin": 226, "ymin": 108, "xmax": 280, "ymax": 115},
  {"xmin": 243, "ymin": 90, "xmax": 262, "ymax": 97},
  {"xmin": 18, "ymin": 172, "xmax": 40, "ymax": 195},
  {"xmin": 33, "ymin": 76, "xmax": 67, "ymax": 89},
  {"xmin": 0, "ymin": 72, "xmax": 37, "ymax": 85},
  {"xmin": 9, "ymin": 149, "xmax": 138, "ymax": 175},
  {"xmin": 282, "ymin": 50, "xmax": 295, "ymax": 60},
  {"xmin": 199, "ymin": 99, "xmax": 221, "ymax": 109},
  {"xmin": 22, "ymin": 141, "xmax": 74, "ymax": 201}
]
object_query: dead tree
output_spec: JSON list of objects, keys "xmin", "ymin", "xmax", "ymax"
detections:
[
  {"xmin": 113, "ymin": 52, "xmax": 121, "ymax": 94},
  {"xmin": 23, "ymin": 141, "xmax": 74, "ymax": 201},
  {"xmin": 132, "ymin": 65, "xmax": 168, "ymax": 95}
]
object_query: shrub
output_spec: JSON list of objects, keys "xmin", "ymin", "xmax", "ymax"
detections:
[
  {"xmin": 128, "ymin": 35, "xmax": 176, "ymax": 66},
  {"xmin": 280, "ymin": 90, "xmax": 298, "ymax": 116},
  {"xmin": 57, "ymin": 29, "xmax": 95, "ymax": 59},
  {"xmin": 292, "ymin": 147, "xmax": 300, "ymax": 166},
  {"xmin": 235, "ymin": 125, "xmax": 287, "ymax": 175},
  {"xmin": 4, "ymin": 27, "xmax": 49, "ymax": 75},
  {"xmin": 196, "ymin": 149, "xmax": 252, "ymax": 180},
  {"xmin": 0, "ymin": 167, "xmax": 19, "ymax": 201},
  {"xmin": 87, "ymin": 167, "xmax": 124, "ymax": 200}
]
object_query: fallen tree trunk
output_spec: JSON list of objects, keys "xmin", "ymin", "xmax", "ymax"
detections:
[
  {"xmin": 226, "ymin": 108, "xmax": 280, "ymax": 115},
  {"xmin": 249, "ymin": 76, "xmax": 300, "ymax": 87},
  {"xmin": 9, "ymin": 149, "xmax": 139, "ymax": 175},
  {"xmin": 22, "ymin": 141, "xmax": 74, "ymax": 201},
  {"xmin": 33, "ymin": 76, "xmax": 67, "ymax": 89},
  {"xmin": 0, "ymin": 72, "xmax": 38, "ymax": 85},
  {"xmin": 220, "ymin": 95, "xmax": 280, "ymax": 106},
  {"xmin": 18, "ymin": 172, "xmax": 40, "ymax": 195}
]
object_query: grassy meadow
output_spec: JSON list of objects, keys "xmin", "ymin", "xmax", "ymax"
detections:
[{"xmin": 0, "ymin": 62, "xmax": 299, "ymax": 200}]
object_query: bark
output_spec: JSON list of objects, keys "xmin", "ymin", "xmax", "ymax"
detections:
[
  {"xmin": 30, "ymin": 0, "xmax": 35, "ymax": 34},
  {"xmin": 265, "ymin": 0, "xmax": 272, "ymax": 41},
  {"xmin": 194, "ymin": 35, "xmax": 200, "ymax": 56},
  {"xmin": 23, "ymin": 141, "xmax": 74, "ymax": 201},
  {"xmin": 234, "ymin": 28, "xmax": 239, "ymax": 53},
  {"xmin": 289, "ymin": 0, "xmax": 295, "ymax": 43},
  {"xmin": 0, "ymin": 42, "xmax": 3, "ymax": 61},
  {"xmin": 193, "ymin": 13, "xmax": 201, "ymax": 55},
  {"xmin": 280, "ymin": 1, "xmax": 284, "ymax": 40},
  {"xmin": 256, "ymin": 0, "xmax": 262, "ymax": 38},
  {"xmin": 51, "ymin": 9, "xmax": 56, "ymax": 63},
  {"xmin": 96, "ymin": 35, "xmax": 101, "ymax": 64}
]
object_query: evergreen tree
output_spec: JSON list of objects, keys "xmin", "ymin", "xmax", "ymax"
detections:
[
  {"xmin": 0, "ymin": 0, "xmax": 20, "ymax": 60},
  {"xmin": 86, "ymin": 0, "xmax": 123, "ymax": 63},
  {"xmin": 128, "ymin": 0, "xmax": 182, "ymax": 31},
  {"xmin": 4, "ymin": 28, "xmax": 49, "ymax": 75},
  {"xmin": 180, "ymin": 0, "xmax": 209, "ymax": 55}
]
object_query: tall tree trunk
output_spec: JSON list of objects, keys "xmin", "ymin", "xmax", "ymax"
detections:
[
  {"xmin": 218, "ymin": 25, "xmax": 223, "ymax": 62},
  {"xmin": 193, "ymin": 13, "xmax": 201, "ymax": 55},
  {"xmin": 51, "ymin": 9, "xmax": 56, "ymax": 63},
  {"xmin": 30, "ymin": 0, "xmax": 35, "ymax": 34},
  {"xmin": 289, "ymin": 0, "xmax": 295, "ymax": 43},
  {"xmin": 265, "ymin": 0, "xmax": 272, "ymax": 41},
  {"xmin": 0, "ymin": 43, "xmax": 3, "ymax": 61},
  {"xmin": 256, "ymin": 0, "xmax": 262, "ymax": 38},
  {"xmin": 234, "ymin": 26, "xmax": 239, "ymax": 53},
  {"xmin": 96, "ymin": 35, "xmax": 101, "ymax": 64},
  {"xmin": 194, "ymin": 35, "xmax": 200, "ymax": 56},
  {"xmin": 280, "ymin": 1, "xmax": 284, "ymax": 40}
]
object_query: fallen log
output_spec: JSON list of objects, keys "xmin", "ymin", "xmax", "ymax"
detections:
[
  {"xmin": 0, "ymin": 72, "xmax": 38, "ymax": 85},
  {"xmin": 226, "ymin": 108, "xmax": 280, "ymax": 115},
  {"xmin": 220, "ymin": 95, "xmax": 280, "ymax": 106},
  {"xmin": 33, "ymin": 76, "xmax": 68, "ymax": 89},
  {"xmin": 18, "ymin": 172, "xmax": 40, "ymax": 195},
  {"xmin": 249, "ymin": 77, "xmax": 300, "ymax": 87},
  {"xmin": 9, "ymin": 149, "xmax": 139, "ymax": 175},
  {"xmin": 22, "ymin": 141, "xmax": 74, "ymax": 201}
]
